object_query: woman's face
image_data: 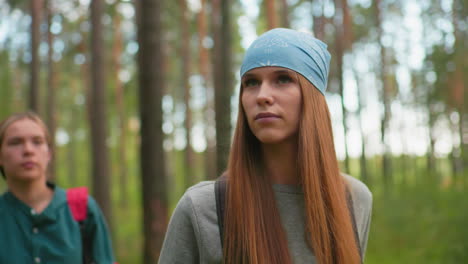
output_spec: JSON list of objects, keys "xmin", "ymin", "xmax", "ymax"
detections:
[
  {"xmin": 0, "ymin": 118, "xmax": 50, "ymax": 183},
  {"xmin": 241, "ymin": 67, "xmax": 302, "ymax": 145}
]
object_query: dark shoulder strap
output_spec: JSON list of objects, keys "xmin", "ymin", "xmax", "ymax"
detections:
[
  {"xmin": 215, "ymin": 174, "xmax": 228, "ymax": 248},
  {"xmin": 66, "ymin": 187, "xmax": 92, "ymax": 264},
  {"xmin": 346, "ymin": 189, "xmax": 363, "ymax": 262}
]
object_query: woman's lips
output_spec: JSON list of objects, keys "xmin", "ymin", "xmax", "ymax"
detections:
[
  {"xmin": 21, "ymin": 162, "xmax": 36, "ymax": 169},
  {"xmin": 255, "ymin": 112, "xmax": 280, "ymax": 120}
]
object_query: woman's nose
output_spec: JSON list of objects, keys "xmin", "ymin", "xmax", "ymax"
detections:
[
  {"xmin": 23, "ymin": 141, "xmax": 35, "ymax": 154},
  {"xmin": 256, "ymin": 82, "xmax": 274, "ymax": 105}
]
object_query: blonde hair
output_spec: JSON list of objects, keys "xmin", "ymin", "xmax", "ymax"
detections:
[
  {"xmin": 0, "ymin": 112, "xmax": 51, "ymax": 178},
  {"xmin": 222, "ymin": 74, "xmax": 361, "ymax": 264}
]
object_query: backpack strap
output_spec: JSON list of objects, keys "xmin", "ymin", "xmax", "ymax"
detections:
[
  {"xmin": 214, "ymin": 173, "xmax": 228, "ymax": 248},
  {"xmin": 214, "ymin": 175, "xmax": 362, "ymax": 261},
  {"xmin": 67, "ymin": 187, "xmax": 92, "ymax": 264},
  {"xmin": 346, "ymin": 188, "xmax": 363, "ymax": 262}
]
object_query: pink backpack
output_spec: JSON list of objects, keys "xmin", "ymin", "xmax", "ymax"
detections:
[
  {"xmin": 67, "ymin": 187, "xmax": 88, "ymax": 222},
  {"xmin": 66, "ymin": 187, "xmax": 118, "ymax": 264},
  {"xmin": 67, "ymin": 187, "xmax": 91, "ymax": 264}
]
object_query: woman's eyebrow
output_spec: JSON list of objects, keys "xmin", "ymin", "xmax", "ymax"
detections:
[
  {"xmin": 273, "ymin": 69, "xmax": 294, "ymax": 74},
  {"xmin": 241, "ymin": 73, "xmax": 257, "ymax": 80},
  {"xmin": 6, "ymin": 136, "xmax": 23, "ymax": 142}
]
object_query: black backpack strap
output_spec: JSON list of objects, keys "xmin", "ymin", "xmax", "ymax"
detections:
[
  {"xmin": 79, "ymin": 221, "xmax": 93, "ymax": 264},
  {"xmin": 346, "ymin": 189, "xmax": 363, "ymax": 262},
  {"xmin": 215, "ymin": 173, "xmax": 228, "ymax": 248}
]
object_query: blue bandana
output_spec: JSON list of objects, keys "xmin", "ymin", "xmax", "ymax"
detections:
[{"xmin": 240, "ymin": 28, "xmax": 331, "ymax": 94}]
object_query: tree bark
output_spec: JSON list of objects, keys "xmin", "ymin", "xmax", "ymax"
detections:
[
  {"xmin": 334, "ymin": 0, "xmax": 350, "ymax": 173},
  {"xmin": 335, "ymin": 40, "xmax": 350, "ymax": 173},
  {"xmin": 112, "ymin": 12, "xmax": 128, "ymax": 206},
  {"xmin": 179, "ymin": 0, "xmax": 195, "ymax": 187},
  {"xmin": 68, "ymin": 81, "xmax": 79, "ymax": 186},
  {"xmin": 459, "ymin": 110, "xmax": 467, "ymax": 188},
  {"xmin": 30, "ymin": 0, "xmax": 43, "ymax": 112},
  {"xmin": 426, "ymin": 104, "xmax": 436, "ymax": 180},
  {"xmin": 137, "ymin": 0, "xmax": 168, "ymax": 262},
  {"xmin": 264, "ymin": 0, "xmax": 278, "ymax": 29},
  {"xmin": 353, "ymin": 65, "xmax": 369, "ymax": 185},
  {"xmin": 197, "ymin": 0, "xmax": 217, "ymax": 180},
  {"xmin": 452, "ymin": 0, "xmax": 467, "ymax": 187},
  {"xmin": 46, "ymin": 0, "xmax": 56, "ymax": 181},
  {"xmin": 373, "ymin": 0, "xmax": 392, "ymax": 191},
  {"xmin": 341, "ymin": 0, "xmax": 353, "ymax": 50},
  {"xmin": 312, "ymin": 0, "xmax": 325, "ymax": 40},
  {"xmin": 89, "ymin": 0, "xmax": 112, "ymax": 223},
  {"xmin": 279, "ymin": 0, "xmax": 289, "ymax": 28},
  {"xmin": 76, "ymin": 31, "xmax": 89, "ymax": 186},
  {"xmin": 212, "ymin": 0, "xmax": 233, "ymax": 176}
]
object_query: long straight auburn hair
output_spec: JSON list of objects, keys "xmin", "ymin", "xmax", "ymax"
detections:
[{"xmin": 223, "ymin": 74, "xmax": 361, "ymax": 264}]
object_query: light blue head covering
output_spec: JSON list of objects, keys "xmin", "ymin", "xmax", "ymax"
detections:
[{"xmin": 240, "ymin": 28, "xmax": 331, "ymax": 94}]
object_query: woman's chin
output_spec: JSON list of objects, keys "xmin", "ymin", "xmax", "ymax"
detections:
[
  {"xmin": 253, "ymin": 130, "xmax": 297, "ymax": 145},
  {"xmin": 7, "ymin": 171, "xmax": 45, "ymax": 183},
  {"xmin": 254, "ymin": 134, "xmax": 285, "ymax": 145}
]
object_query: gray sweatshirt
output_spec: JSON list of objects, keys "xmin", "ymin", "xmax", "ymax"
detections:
[{"xmin": 158, "ymin": 174, "xmax": 372, "ymax": 264}]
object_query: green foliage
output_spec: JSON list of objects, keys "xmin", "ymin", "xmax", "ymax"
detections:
[{"xmin": 366, "ymin": 184, "xmax": 468, "ymax": 263}]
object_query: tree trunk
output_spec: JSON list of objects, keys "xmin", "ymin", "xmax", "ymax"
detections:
[
  {"xmin": 312, "ymin": 0, "xmax": 325, "ymax": 40},
  {"xmin": 30, "ymin": 0, "xmax": 43, "ymax": 112},
  {"xmin": 426, "ymin": 105, "xmax": 436, "ymax": 181},
  {"xmin": 459, "ymin": 109, "xmax": 467, "ymax": 188},
  {"xmin": 264, "ymin": 0, "xmax": 278, "ymax": 29},
  {"xmin": 212, "ymin": 0, "xmax": 232, "ymax": 176},
  {"xmin": 452, "ymin": 0, "xmax": 467, "ymax": 187},
  {"xmin": 336, "ymin": 42, "xmax": 350, "ymax": 173},
  {"xmin": 353, "ymin": 65, "xmax": 369, "ymax": 185},
  {"xmin": 341, "ymin": 0, "xmax": 353, "ymax": 50},
  {"xmin": 334, "ymin": 0, "xmax": 350, "ymax": 173},
  {"xmin": 400, "ymin": 116, "xmax": 411, "ymax": 186},
  {"xmin": 279, "ymin": 0, "xmax": 289, "ymax": 28},
  {"xmin": 373, "ymin": 0, "xmax": 392, "ymax": 191},
  {"xmin": 179, "ymin": 0, "xmax": 195, "ymax": 187},
  {"xmin": 112, "ymin": 12, "xmax": 128, "ymax": 206},
  {"xmin": 89, "ymin": 0, "xmax": 112, "ymax": 223},
  {"xmin": 76, "ymin": 32, "xmax": 89, "ymax": 186},
  {"xmin": 68, "ymin": 82, "xmax": 79, "ymax": 186},
  {"xmin": 137, "ymin": 0, "xmax": 168, "ymax": 262},
  {"xmin": 197, "ymin": 0, "xmax": 217, "ymax": 180},
  {"xmin": 46, "ymin": 0, "xmax": 56, "ymax": 181}
]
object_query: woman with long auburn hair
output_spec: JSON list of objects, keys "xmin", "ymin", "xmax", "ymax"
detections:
[{"xmin": 159, "ymin": 28, "xmax": 372, "ymax": 264}]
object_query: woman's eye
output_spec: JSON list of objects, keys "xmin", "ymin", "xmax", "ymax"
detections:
[
  {"xmin": 33, "ymin": 138, "xmax": 44, "ymax": 145},
  {"xmin": 243, "ymin": 79, "xmax": 260, "ymax": 87},
  {"xmin": 7, "ymin": 140, "xmax": 21, "ymax": 146},
  {"xmin": 278, "ymin": 75, "xmax": 292, "ymax": 84}
]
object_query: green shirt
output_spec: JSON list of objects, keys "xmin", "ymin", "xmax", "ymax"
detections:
[{"xmin": 0, "ymin": 184, "xmax": 115, "ymax": 264}]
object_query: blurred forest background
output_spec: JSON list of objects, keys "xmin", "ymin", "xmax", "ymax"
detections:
[{"xmin": 0, "ymin": 0, "xmax": 467, "ymax": 263}]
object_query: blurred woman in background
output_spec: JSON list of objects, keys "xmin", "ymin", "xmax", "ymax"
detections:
[{"xmin": 0, "ymin": 112, "xmax": 116, "ymax": 264}]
